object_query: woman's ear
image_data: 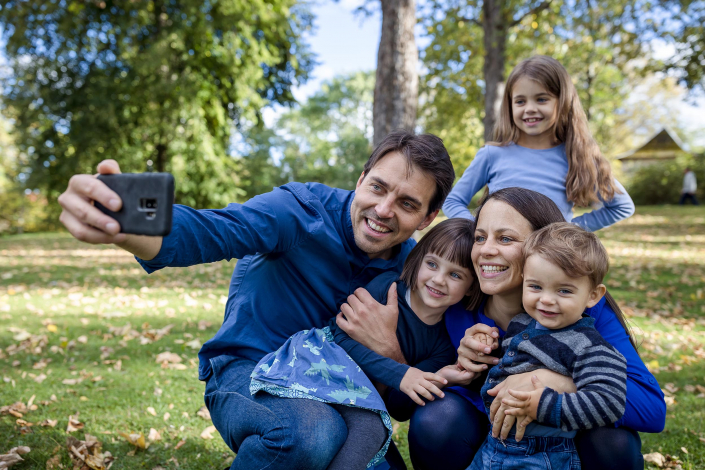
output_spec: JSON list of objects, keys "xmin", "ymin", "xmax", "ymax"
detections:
[{"xmin": 586, "ymin": 283, "xmax": 607, "ymax": 308}]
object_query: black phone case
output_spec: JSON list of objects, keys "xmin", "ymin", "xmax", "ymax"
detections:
[{"xmin": 95, "ymin": 173, "xmax": 174, "ymax": 236}]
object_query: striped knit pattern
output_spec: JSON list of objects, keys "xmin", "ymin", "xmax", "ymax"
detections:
[{"xmin": 481, "ymin": 313, "xmax": 627, "ymax": 432}]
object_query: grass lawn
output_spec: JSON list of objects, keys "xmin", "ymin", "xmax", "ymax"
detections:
[{"xmin": 1, "ymin": 205, "xmax": 704, "ymax": 469}]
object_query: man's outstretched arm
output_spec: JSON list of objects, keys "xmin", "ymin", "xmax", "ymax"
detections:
[
  {"xmin": 58, "ymin": 160, "xmax": 163, "ymax": 260},
  {"xmin": 58, "ymin": 159, "xmax": 317, "ymax": 270}
]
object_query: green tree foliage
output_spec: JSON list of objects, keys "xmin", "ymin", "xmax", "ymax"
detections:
[
  {"xmin": 648, "ymin": 0, "xmax": 705, "ymax": 90},
  {"xmin": 0, "ymin": 0, "xmax": 314, "ymax": 210},
  {"xmin": 418, "ymin": 0, "xmax": 650, "ymax": 172},
  {"xmin": 0, "ymin": 114, "xmax": 56, "ymax": 233},
  {"xmin": 236, "ymin": 71, "xmax": 374, "ymax": 199}
]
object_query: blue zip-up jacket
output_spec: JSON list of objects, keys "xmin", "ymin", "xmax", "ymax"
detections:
[
  {"xmin": 444, "ymin": 298, "xmax": 666, "ymax": 433},
  {"xmin": 137, "ymin": 183, "xmax": 416, "ymax": 381},
  {"xmin": 442, "ymin": 144, "xmax": 635, "ymax": 232}
]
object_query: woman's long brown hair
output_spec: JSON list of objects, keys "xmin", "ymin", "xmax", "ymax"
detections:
[{"xmin": 491, "ymin": 56, "xmax": 621, "ymax": 207}]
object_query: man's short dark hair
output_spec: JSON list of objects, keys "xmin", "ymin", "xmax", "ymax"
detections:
[{"xmin": 363, "ymin": 130, "xmax": 455, "ymax": 214}]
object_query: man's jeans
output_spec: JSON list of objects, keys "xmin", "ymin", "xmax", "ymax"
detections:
[
  {"xmin": 467, "ymin": 433, "xmax": 581, "ymax": 470},
  {"xmin": 204, "ymin": 354, "xmax": 348, "ymax": 470}
]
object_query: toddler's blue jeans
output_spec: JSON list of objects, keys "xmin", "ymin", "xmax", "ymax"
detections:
[{"xmin": 467, "ymin": 432, "xmax": 581, "ymax": 470}]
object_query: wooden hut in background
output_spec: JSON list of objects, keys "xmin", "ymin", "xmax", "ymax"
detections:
[{"xmin": 616, "ymin": 127, "xmax": 691, "ymax": 174}]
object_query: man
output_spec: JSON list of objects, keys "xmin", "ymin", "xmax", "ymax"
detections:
[
  {"xmin": 58, "ymin": 131, "xmax": 455, "ymax": 470},
  {"xmin": 680, "ymin": 167, "xmax": 698, "ymax": 205}
]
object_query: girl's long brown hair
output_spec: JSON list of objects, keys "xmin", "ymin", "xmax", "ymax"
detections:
[{"xmin": 491, "ymin": 56, "xmax": 620, "ymax": 207}]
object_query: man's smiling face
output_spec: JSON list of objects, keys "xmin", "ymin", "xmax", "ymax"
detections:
[{"xmin": 351, "ymin": 151, "xmax": 438, "ymax": 260}]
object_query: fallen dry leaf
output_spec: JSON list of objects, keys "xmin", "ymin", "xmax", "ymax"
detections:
[
  {"xmin": 155, "ymin": 352, "xmax": 182, "ymax": 364},
  {"xmin": 196, "ymin": 406, "xmax": 211, "ymax": 421},
  {"xmin": 119, "ymin": 432, "xmax": 148, "ymax": 449},
  {"xmin": 0, "ymin": 402, "xmax": 27, "ymax": 418},
  {"xmin": 0, "ymin": 446, "xmax": 30, "ymax": 468},
  {"xmin": 644, "ymin": 452, "xmax": 665, "ymax": 468},
  {"xmin": 62, "ymin": 378, "xmax": 83, "ymax": 386},
  {"xmin": 200, "ymin": 425, "xmax": 217, "ymax": 440},
  {"xmin": 67, "ymin": 435, "xmax": 115, "ymax": 470},
  {"xmin": 67, "ymin": 415, "xmax": 84, "ymax": 433},
  {"xmin": 146, "ymin": 407, "xmax": 157, "ymax": 416},
  {"xmin": 45, "ymin": 452, "xmax": 61, "ymax": 469},
  {"xmin": 174, "ymin": 439, "xmax": 186, "ymax": 450},
  {"xmin": 40, "ymin": 419, "xmax": 58, "ymax": 428},
  {"xmin": 147, "ymin": 428, "xmax": 161, "ymax": 442}
]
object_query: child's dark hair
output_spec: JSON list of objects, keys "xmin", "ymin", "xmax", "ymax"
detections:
[
  {"xmin": 400, "ymin": 218, "xmax": 481, "ymax": 309},
  {"xmin": 523, "ymin": 222, "xmax": 637, "ymax": 349}
]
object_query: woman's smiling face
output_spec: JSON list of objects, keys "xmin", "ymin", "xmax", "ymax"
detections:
[{"xmin": 471, "ymin": 199, "xmax": 534, "ymax": 296}]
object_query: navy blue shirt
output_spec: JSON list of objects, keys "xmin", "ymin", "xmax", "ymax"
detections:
[
  {"xmin": 137, "ymin": 183, "xmax": 416, "ymax": 381},
  {"xmin": 331, "ymin": 273, "xmax": 457, "ymax": 390}
]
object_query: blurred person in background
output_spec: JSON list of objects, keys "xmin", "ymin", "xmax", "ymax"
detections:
[{"xmin": 680, "ymin": 167, "xmax": 698, "ymax": 205}]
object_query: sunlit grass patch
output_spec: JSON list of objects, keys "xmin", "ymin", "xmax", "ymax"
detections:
[{"xmin": 1, "ymin": 205, "xmax": 705, "ymax": 469}]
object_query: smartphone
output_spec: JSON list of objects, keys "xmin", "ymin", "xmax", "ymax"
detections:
[{"xmin": 95, "ymin": 173, "xmax": 174, "ymax": 236}]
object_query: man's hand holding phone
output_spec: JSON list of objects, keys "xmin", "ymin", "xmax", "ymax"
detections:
[{"xmin": 58, "ymin": 160, "xmax": 164, "ymax": 260}]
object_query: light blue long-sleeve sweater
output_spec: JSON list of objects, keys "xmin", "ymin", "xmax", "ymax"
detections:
[{"xmin": 442, "ymin": 143, "xmax": 635, "ymax": 232}]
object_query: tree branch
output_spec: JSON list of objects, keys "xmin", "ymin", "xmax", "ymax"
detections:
[
  {"xmin": 458, "ymin": 16, "xmax": 482, "ymax": 27},
  {"xmin": 510, "ymin": 0, "xmax": 552, "ymax": 28}
]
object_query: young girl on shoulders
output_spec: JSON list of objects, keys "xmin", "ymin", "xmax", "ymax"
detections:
[
  {"xmin": 251, "ymin": 218, "xmax": 481, "ymax": 469},
  {"xmin": 442, "ymin": 55, "xmax": 634, "ymax": 232}
]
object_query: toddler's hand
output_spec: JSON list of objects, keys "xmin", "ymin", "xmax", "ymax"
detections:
[
  {"xmin": 472, "ymin": 332, "xmax": 495, "ymax": 357},
  {"xmin": 400, "ymin": 367, "xmax": 447, "ymax": 406},
  {"xmin": 436, "ymin": 363, "xmax": 477, "ymax": 387}
]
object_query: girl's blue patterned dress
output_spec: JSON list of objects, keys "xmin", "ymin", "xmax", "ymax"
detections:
[{"xmin": 250, "ymin": 326, "xmax": 393, "ymax": 468}]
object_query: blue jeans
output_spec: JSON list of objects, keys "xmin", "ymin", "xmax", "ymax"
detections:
[
  {"xmin": 468, "ymin": 433, "xmax": 581, "ymax": 470},
  {"xmin": 204, "ymin": 354, "xmax": 348, "ymax": 470}
]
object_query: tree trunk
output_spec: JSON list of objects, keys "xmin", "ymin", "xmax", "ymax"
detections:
[
  {"xmin": 373, "ymin": 0, "xmax": 419, "ymax": 146},
  {"xmin": 482, "ymin": 0, "xmax": 507, "ymax": 142},
  {"xmin": 154, "ymin": 143, "xmax": 167, "ymax": 173}
]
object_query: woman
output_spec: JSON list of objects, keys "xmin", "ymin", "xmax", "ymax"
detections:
[{"xmin": 404, "ymin": 187, "xmax": 665, "ymax": 470}]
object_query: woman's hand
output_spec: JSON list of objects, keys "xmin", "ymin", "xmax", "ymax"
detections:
[
  {"xmin": 456, "ymin": 324, "xmax": 500, "ymax": 372},
  {"xmin": 435, "ymin": 364, "xmax": 477, "ymax": 387},
  {"xmin": 487, "ymin": 370, "xmax": 575, "ymax": 440}
]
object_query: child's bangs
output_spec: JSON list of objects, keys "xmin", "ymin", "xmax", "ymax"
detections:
[{"xmin": 426, "ymin": 230, "xmax": 474, "ymax": 270}]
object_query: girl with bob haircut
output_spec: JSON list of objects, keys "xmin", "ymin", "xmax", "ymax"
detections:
[
  {"xmin": 251, "ymin": 218, "xmax": 480, "ymax": 470},
  {"xmin": 443, "ymin": 55, "xmax": 635, "ymax": 232}
]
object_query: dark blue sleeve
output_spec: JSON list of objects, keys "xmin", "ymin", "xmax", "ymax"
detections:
[
  {"xmin": 332, "ymin": 273, "xmax": 410, "ymax": 389},
  {"xmin": 137, "ymin": 184, "xmax": 321, "ymax": 273},
  {"xmin": 589, "ymin": 297, "xmax": 666, "ymax": 432}
]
